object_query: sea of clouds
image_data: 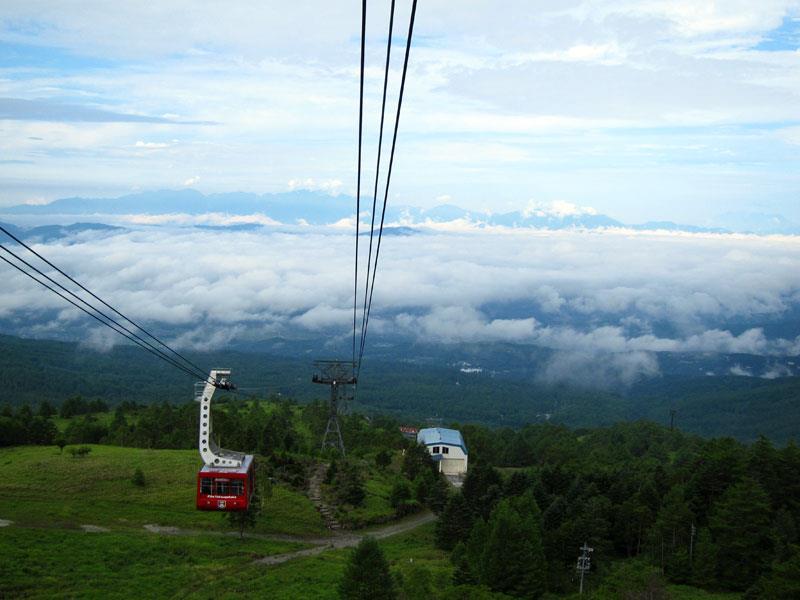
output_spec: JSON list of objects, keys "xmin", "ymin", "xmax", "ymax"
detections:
[{"xmin": 2, "ymin": 224, "xmax": 799, "ymax": 384}]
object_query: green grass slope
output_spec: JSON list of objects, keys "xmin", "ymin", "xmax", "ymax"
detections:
[
  {"xmin": 0, "ymin": 527, "xmax": 304, "ymax": 600},
  {"xmin": 0, "ymin": 445, "xmax": 327, "ymax": 537}
]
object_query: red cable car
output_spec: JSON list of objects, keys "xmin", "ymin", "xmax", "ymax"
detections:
[
  {"xmin": 194, "ymin": 369, "xmax": 256, "ymax": 512},
  {"xmin": 197, "ymin": 455, "xmax": 255, "ymax": 511}
]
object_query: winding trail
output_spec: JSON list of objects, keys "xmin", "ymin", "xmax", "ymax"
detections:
[
  {"xmin": 253, "ymin": 510, "xmax": 436, "ymax": 565},
  {"xmin": 2, "ymin": 510, "xmax": 437, "ymax": 567}
]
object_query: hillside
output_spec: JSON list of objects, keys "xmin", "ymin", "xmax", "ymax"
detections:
[
  {"xmin": 0, "ymin": 444, "xmax": 444, "ymax": 599},
  {"xmin": 2, "ymin": 333, "xmax": 799, "ymax": 443},
  {"xmin": 2, "ymin": 416, "xmax": 790, "ymax": 598}
]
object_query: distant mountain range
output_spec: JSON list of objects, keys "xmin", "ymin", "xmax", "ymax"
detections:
[
  {"xmin": 2, "ymin": 189, "xmax": 797, "ymax": 235},
  {"xmin": 0, "ymin": 221, "xmax": 122, "ymax": 242}
]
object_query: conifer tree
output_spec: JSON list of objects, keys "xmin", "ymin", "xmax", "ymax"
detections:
[
  {"xmin": 481, "ymin": 497, "xmax": 546, "ymax": 599},
  {"xmin": 435, "ymin": 492, "xmax": 474, "ymax": 550},
  {"xmin": 757, "ymin": 544, "xmax": 800, "ymax": 599},
  {"xmin": 691, "ymin": 527, "xmax": 717, "ymax": 588},
  {"xmin": 464, "ymin": 517, "xmax": 489, "ymax": 585},
  {"xmin": 451, "ymin": 542, "xmax": 476, "ymax": 586},
  {"xmin": 710, "ymin": 478, "xmax": 773, "ymax": 590},
  {"xmin": 339, "ymin": 537, "xmax": 396, "ymax": 599}
]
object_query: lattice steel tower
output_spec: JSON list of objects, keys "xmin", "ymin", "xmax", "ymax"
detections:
[{"xmin": 312, "ymin": 360, "xmax": 357, "ymax": 455}]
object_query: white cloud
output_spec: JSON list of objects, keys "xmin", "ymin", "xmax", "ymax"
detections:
[
  {"xmin": 523, "ymin": 200, "xmax": 598, "ymax": 219},
  {"xmin": 730, "ymin": 364, "xmax": 754, "ymax": 377},
  {"xmin": 2, "ymin": 202, "xmax": 800, "ymax": 394},
  {"xmin": 288, "ymin": 178, "xmax": 344, "ymax": 195},
  {"xmin": 2, "ymin": 1, "xmax": 800, "ymax": 225}
]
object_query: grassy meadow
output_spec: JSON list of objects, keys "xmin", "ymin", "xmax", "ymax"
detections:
[
  {"xmin": 0, "ymin": 444, "xmax": 746, "ymax": 599},
  {"xmin": 0, "ymin": 444, "xmax": 327, "ymax": 537}
]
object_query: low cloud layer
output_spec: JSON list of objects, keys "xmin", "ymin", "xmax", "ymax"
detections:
[{"xmin": 2, "ymin": 225, "xmax": 799, "ymax": 384}]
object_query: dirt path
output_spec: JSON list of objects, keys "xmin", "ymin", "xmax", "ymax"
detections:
[
  {"xmin": 1, "ymin": 510, "xmax": 437, "ymax": 566},
  {"xmin": 253, "ymin": 510, "xmax": 437, "ymax": 566},
  {"xmin": 307, "ymin": 463, "xmax": 341, "ymax": 531}
]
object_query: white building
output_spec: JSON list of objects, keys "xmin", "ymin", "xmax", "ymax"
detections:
[{"xmin": 417, "ymin": 427, "xmax": 468, "ymax": 476}]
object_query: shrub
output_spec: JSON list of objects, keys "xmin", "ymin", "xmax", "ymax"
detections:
[
  {"xmin": 132, "ymin": 467, "xmax": 146, "ymax": 487},
  {"xmin": 68, "ymin": 446, "xmax": 92, "ymax": 458}
]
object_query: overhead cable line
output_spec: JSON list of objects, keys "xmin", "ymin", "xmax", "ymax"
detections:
[
  {"xmin": 358, "ymin": 0, "xmax": 418, "ymax": 374},
  {"xmin": 352, "ymin": 0, "xmax": 368, "ymax": 378},
  {"xmin": 0, "ymin": 243, "xmax": 211, "ymax": 383},
  {"xmin": 0, "ymin": 224, "xmax": 210, "ymax": 380},
  {"xmin": 359, "ymin": 0, "xmax": 396, "ymax": 363},
  {"xmin": 0, "ymin": 248, "xmax": 211, "ymax": 384}
]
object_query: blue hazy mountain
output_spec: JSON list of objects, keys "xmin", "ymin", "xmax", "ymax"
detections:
[
  {"xmin": 1, "ymin": 221, "xmax": 122, "ymax": 242},
  {"xmin": 716, "ymin": 211, "xmax": 800, "ymax": 235},
  {"xmin": 490, "ymin": 211, "xmax": 623, "ymax": 229},
  {"xmin": 4, "ymin": 189, "xmax": 798, "ymax": 235},
  {"xmin": 3, "ymin": 189, "xmax": 353, "ymax": 226}
]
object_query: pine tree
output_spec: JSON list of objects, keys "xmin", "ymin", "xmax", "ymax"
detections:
[
  {"xmin": 451, "ymin": 542, "xmax": 476, "ymax": 586},
  {"xmin": 691, "ymin": 527, "xmax": 717, "ymax": 588},
  {"xmin": 402, "ymin": 443, "xmax": 436, "ymax": 481},
  {"xmin": 504, "ymin": 470, "xmax": 531, "ymax": 497},
  {"xmin": 338, "ymin": 537, "xmax": 396, "ymax": 599},
  {"xmin": 778, "ymin": 441, "xmax": 800, "ymax": 521},
  {"xmin": 428, "ymin": 475, "xmax": 450, "ymax": 514},
  {"xmin": 462, "ymin": 463, "xmax": 503, "ymax": 519},
  {"xmin": 481, "ymin": 496, "xmax": 546, "ymax": 599},
  {"xmin": 710, "ymin": 478, "xmax": 773, "ymax": 590},
  {"xmin": 435, "ymin": 492, "xmax": 474, "ymax": 550},
  {"xmin": 226, "ymin": 494, "xmax": 261, "ymax": 539},
  {"xmin": 464, "ymin": 517, "xmax": 489, "ymax": 585},
  {"xmin": 375, "ymin": 449, "xmax": 392, "ymax": 470},
  {"xmin": 747, "ymin": 435, "xmax": 780, "ymax": 505},
  {"xmin": 389, "ymin": 480, "xmax": 411, "ymax": 509},
  {"xmin": 757, "ymin": 544, "xmax": 800, "ymax": 599}
]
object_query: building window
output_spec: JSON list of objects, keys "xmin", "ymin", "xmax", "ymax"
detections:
[
  {"xmin": 200, "ymin": 478, "xmax": 212, "ymax": 494},
  {"xmin": 432, "ymin": 446, "xmax": 440, "ymax": 454},
  {"xmin": 442, "ymin": 447, "xmax": 450, "ymax": 454}
]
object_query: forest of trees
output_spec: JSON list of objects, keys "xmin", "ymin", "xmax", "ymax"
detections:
[
  {"xmin": 2, "ymin": 394, "xmax": 800, "ymax": 597},
  {"xmin": 4, "ymin": 332, "xmax": 800, "ymax": 443},
  {"xmin": 434, "ymin": 424, "xmax": 800, "ymax": 597}
]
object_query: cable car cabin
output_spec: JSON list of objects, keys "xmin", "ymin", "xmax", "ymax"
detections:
[{"xmin": 196, "ymin": 454, "xmax": 255, "ymax": 512}]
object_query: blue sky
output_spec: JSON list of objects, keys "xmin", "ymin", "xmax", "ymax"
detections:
[{"xmin": 2, "ymin": 1, "xmax": 800, "ymax": 225}]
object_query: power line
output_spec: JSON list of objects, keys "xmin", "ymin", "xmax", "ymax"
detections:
[
  {"xmin": 0, "ymin": 250, "xmax": 210, "ymax": 384},
  {"xmin": 0, "ymin": 224, "xmax": 209, "ymax": 378},
  {"xmin": 358, "ymin": 0, "xmax": 418, "ymax": 373},
  {"xmin": 0, "ymin": 243, "xmax": 211, "ymax": 383},
  {"xmin": 352, "ymin": 0, "xmax": 367, "ymax": 377},
  {"xmin": 359, "ymin": 0, "xmax": 396, "ymax": 363}
]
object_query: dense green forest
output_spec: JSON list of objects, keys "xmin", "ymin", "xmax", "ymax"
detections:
[
  {"xmin": 3, "ymin": 392, "xmax": 800, "ymax": 597},
  {"xmin": 2, "ymin": 333, "xmax": 799, "ymax": 443}
]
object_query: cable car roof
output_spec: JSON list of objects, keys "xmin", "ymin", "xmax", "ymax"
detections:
[{"xmin": 199, "ymin": 454, "xmax": 253, "ymax": 475}]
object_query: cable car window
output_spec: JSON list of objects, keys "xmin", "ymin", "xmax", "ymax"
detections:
[
  {"xmin": 231, "ymin": 480, "xmax": 244, "ymax": 496},
  {"xmin": 214, "ymin": 479, "xmax": 231, "ymax": 495},
  {"xmin": 200, "ymin": 478, "xmax": 212, "ymax": 494}
]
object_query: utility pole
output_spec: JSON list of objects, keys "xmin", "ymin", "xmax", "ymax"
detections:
[
  {"xmin": 577, "ymin": 542, "xmax": 593, "ymax": 595},
  {"xmin": 670, "ymin": 409, "xmax": 676, "ymax": 431},
  {"xmin": 689, "ymin": 522, "xmax": 696, "ymax": 563},
  {"xmin": 312, "ymin": 360, "xmax": 357, "ymax": 456}
]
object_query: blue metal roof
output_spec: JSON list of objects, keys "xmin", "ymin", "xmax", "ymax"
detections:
[{"xmin": 417, "ymin": 428, "xmax": 468, "ymax": 454}]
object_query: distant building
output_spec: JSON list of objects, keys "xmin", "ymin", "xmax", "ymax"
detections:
[
  {"xmin": 399, "ymin": 426, "xmax": 419, "ymax": 440},
  {"xmin": 417, "ymin": 427, "xmax": 468, "ymax": 476}
]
